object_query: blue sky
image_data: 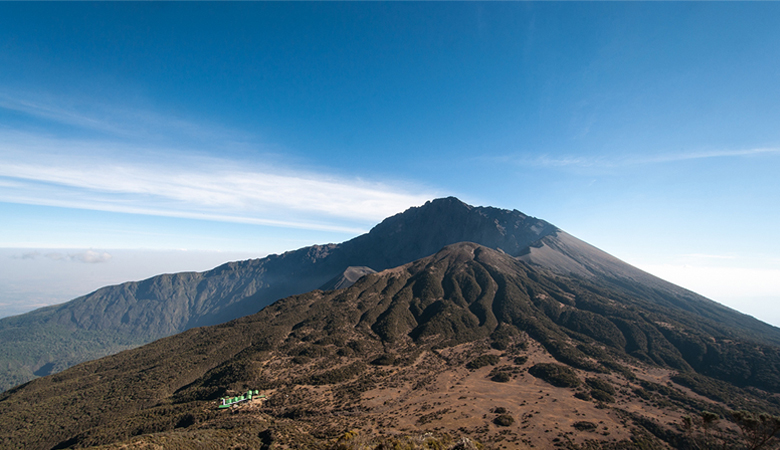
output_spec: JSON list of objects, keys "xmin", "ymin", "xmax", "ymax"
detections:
[{"xmin": 1, "ymin": 3, "xmax": 779, "ymax": 324}]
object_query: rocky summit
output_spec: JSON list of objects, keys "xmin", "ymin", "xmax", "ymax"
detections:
[{"xmin": 2, "ymin": 239, "xmax": 780, "ymax": 450}]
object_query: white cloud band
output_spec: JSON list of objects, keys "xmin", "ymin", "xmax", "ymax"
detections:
[
  {"xmin": 0, "ymin": 91, "xmax": 436, "ymax": 234},
  {"xmin": 0, "ymin": 133, "xmax": 434, "ymax": 233}
]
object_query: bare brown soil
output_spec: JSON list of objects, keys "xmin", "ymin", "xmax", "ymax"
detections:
[{"xmin": 86, "ymin": 338, "xmax": 747, "ymax": 450}]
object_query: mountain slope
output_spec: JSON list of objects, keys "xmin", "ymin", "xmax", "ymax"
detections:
[
  {"xmin": 2, "ymin": 243, "xmax": 779, "ymax": 450},
  {"xmin": 0, "ymin": 197, "xmax": 558, "ymax": 390},
  {"xmin": 2, "ymin": 196, "xmax": 779, "ymax": 393},
  {"xmin": 319, "ymin": 266, "xmax": 377, "ymax": 291},
  {"xmin": 520, "ymin": 230, "xmax": 780, "ymax": 346}
]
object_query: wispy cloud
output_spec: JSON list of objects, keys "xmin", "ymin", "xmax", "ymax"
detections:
[
  {"xmin": 512, "ymin": 155, "xmax": 609, "ymax": 168},
  {"xmin": 0, "ymin": 135, "xmax": 434, "ymax": 234},
  {"xmin": 0, "ymin": 94, "xmax": 126, "ymax": 136},
  {"xmin": 504, "ymin": 147, "xmax": 780, "ymax": 170},
  {"xmin": 12, "ymin": 250, "xmax": 112, "ymax": 264},
  {"xmin": 636, "ymin": 148, "xmax": 780, "ymax": 165},
  {"xmin": 1, "ymin": 91, "xmax": 436, "ymax": 233},
  {"xmin": 0, "ymin": 90, "xmax": 250, "ymax": 145}
]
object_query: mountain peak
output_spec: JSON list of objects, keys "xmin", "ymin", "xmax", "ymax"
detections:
[
  {"xmin": 350, "ymin": 197, "xmax": 558, "ymax": 270},
  {"xmin": 422, "ymin": 195, "xmax": 472, "ymax": 210}
]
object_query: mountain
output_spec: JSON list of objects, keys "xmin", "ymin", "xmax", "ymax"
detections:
[
  {"xmin": 519, "ymin": 230, "xmax": 780, "ymax": 346},
  {"xmin": 2, "ymin": 243, "xmax": 780, "ymax": 450},
  {"xmin": 1, "ymin": 197, "xmax": 778, "ymax": 394},
  {"xmin": 0, "ymin": 197, "xmax": 560, "ymax": 391}
]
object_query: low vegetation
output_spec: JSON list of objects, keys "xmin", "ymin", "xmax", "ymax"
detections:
[
  {"xmin": 528, "ymin": 363, "xmax": 581, "ymax": 388},
  {"xmin": 572, "ymin": 421, "xmax": 598, "ymax": 432},
  {"xmin": 3, "ymin": 243, "xmax": 780, "ymax": 450},
  {"xmin": 329, "ymin": 431, "xmax": 483, "ymax": 450},
  {"xmin": 465, "ymin": 354, "xmax": 499, "ymax": 370},
  {"xmin": 493, "ymin": 414, "xmax": 515, "ymax": 427}
]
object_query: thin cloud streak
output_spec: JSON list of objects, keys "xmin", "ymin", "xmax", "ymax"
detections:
[
  {"xmin": 636, "ymin": 147, "xmax": 780, "ymax": 164},
  {"xmin": 0, "ymin": 133, "xmax": 434, "ymax": 233},
  {"xmin": 0, "ymin": 94, "xmax": 124, "ymax": 136},
  {"xmin": 0, "ymin": 90, "xmax": 253, "ymax": 145},
  {"xmin": 0, "ymin": 189, "xmax": 374, "ymax": 234},
  {"xmin": 1, "ymin": 90, "xmax": 436, "ymax": 232},
  {"xmin": 0, "ymin": 162, "xmax": 431, "ymax": 228},
  {"xmin": 504, "ymin": 147, "xmax": 780, "ymax": 170}
]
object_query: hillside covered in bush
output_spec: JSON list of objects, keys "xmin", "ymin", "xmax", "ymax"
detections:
[{"xmin": 2, "ymin": 243, "xmax": 780, "ymax": 449}]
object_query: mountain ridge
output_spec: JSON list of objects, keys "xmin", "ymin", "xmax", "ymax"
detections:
[
  {"xmin": 0, "ymin": 197, "xmax": 560, "ymax": 390},
  {"xmin": 1, "ymin": 197, "xmax": 778, "ymax": 393},
  {"xmin": 2, "ymin": 242, "xmax": 780, "ymax": 450}
]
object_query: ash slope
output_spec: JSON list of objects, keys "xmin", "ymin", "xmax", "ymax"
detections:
[
  {"xmin": 519, "ymin": 230, "xmax": 780, "ymax": 346},
  {"xmin": 2, "ymin": 243, "xmax": 780, "ymax": 450}
]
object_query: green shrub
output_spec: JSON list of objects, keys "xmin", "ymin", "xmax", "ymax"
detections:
[
  {"xmin": 490, "ymin": 340, "xmax": 508, "ymax": 350},
  {"xmin": 370, "ymin": 354, "xmax": 396, "ymax": 366},
  {"xmin": 572, "ymin": 421, "xmax": 598, "ymax": 432},
  {"xmin": 528, "ymin": 363, "xmax": 580, "ymax": 388},
  {"xmin": 590, "ymin": 389, "xmax": 615, "ymax": 403},
  {"xmin": 491, "ymin": 372, "xmax": 511, "ymax": 383},
  {"xmin": 466, "ymin": 354, "xmax": 500, "ymax": 370},
  {"xmin": 493, "ymin": 414, "xmax": 515, "ymax": 427},
  {"xmin": 633, "ymin": 388, "xmax": 651, "ymax": 400},
  {"xmin": 574, "ymin": 391, "xmax": 591, "ymax": 401},
  {"xmin": 513, "ymin": 355, "xmax": 528, "ymax": 365},
  {"xmin": 305, "ymin": 362, "xmax": 366, "ymax": 385},
  {"xmin": 585, "ymin": 377, "xmax": 615, "ymax": 395}
]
